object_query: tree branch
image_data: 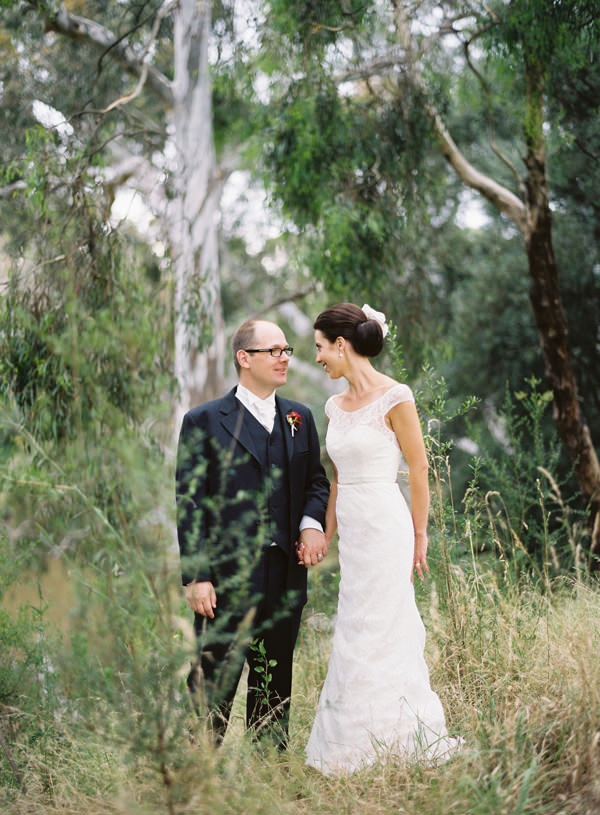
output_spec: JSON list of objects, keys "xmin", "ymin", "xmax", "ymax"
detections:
[
  {"xmin": 104, "ymin": 140, "xmax": 169, "ymax": 223},
  {"xmin": 334, "ymin": 53, "xmax": 404, "ymax": 84},
  {"xmin": 31, "ymin": 2, "xmax": 174, "ymax": 110},
  {"xmin": 0, "ymin": 180, "xmax": 26, "ymax": 199},
  {"xmin": 391, "ymin": 0, "xmax": 528, "ymax": 232},
  {"xmin": 462, "ymin": 35, "xmax": 526, "ymax": 198},
  {"xmin": 437, "ymin": 13, "xmax": 478, "ymax": 35},
  {"xmin": 96, "ymin": 1, "xmax": 157, "ymax": 75},
  {"xmin": 432, "ymin": 102, "xmax": 527, "ymax": 231},
  {"xmin": 251, "ymin": 283, "xmax": 317, "ymax": 319},
  {"xmin": 100, "ymin": 0, "xmax": 178, "ymax": 114}
]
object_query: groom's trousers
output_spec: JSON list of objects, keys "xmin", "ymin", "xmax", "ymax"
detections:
[{"xmin": 188, "ymin": 546, "xmax": 303, "ymax": 749}]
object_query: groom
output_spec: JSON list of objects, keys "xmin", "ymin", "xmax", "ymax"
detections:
[{"xmin": 176, "ymin": 319, "xmax": 329, "ymax": 747}]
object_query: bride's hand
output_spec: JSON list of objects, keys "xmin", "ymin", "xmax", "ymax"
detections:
[
  {"xmin": 296, "ymin": 528, "xmax": 327, "ymax": 567},
  {"xmin": 412, "ymin": 534, "xmax": 429, "ymax": 582}
]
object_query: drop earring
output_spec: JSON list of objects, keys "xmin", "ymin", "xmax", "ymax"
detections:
[{"xmin": 338, "ymin": 350, "xmax": 343, "ymax": 358}]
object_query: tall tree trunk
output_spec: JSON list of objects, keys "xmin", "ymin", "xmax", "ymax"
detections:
[
  {"xmin": 391, "ymin": 2, "xmax": 599, "ymax": 560},
  {"xmin": 524, "ymin": 65, "xmax": 600, "ymax": 560},
  {"xmin": 37, "ymin": 1, "xmax": 227, "ymax": 432},
  {"xmin": 172, "ymin": 0, "xmax": 225, "ymax": 433}
]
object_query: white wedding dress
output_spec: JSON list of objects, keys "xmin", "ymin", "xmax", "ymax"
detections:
[{"xmin": 305, "ymin": 384, "xmax": 460, "ymax": 775}]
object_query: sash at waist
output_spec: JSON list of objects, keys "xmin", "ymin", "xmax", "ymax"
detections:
[{"xmin": 338, "ymin": 478, "xmax": 398, "ymax": 486}]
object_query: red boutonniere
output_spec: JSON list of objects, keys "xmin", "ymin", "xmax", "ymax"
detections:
[{"xmin": 286, "ymin": 411, "xmax": 302, "ymax": 438}]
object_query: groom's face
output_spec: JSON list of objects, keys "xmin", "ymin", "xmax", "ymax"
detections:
[{"xmin": 240, "ymin": 321, "xmax": 290, "ymax": 395}]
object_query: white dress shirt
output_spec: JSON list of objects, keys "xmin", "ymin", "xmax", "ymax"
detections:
[
  {"xmin": 235, "ymin": 384, "xmax": 323, "ymax": 534},
  {"xmin": 235, "ymin": 383, "xmax": 277, "ymax": 432}
]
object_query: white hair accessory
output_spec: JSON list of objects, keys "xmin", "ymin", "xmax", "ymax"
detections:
[{"xmin": 361, "ymin": 304, "xmax": 389, "ymax": 338}]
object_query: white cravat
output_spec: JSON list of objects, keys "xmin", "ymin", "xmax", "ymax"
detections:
[
  {"xmin": 234, "ymin": 383, "xmax": 323, "ymax": 535},
  {"xmin": 235, "ymin": 383, "xmax": 276, "ymax": 433}
]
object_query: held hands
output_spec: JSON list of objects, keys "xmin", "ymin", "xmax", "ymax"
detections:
[
  {"xmin": 185, "ymin": 581, "xmax": 217, "ymax": 618},
  {"xmin": 295, "ymin": 528, "xmax": 328, "ymax": 567},
  {"xmin": 412, "ymin": 533, "xmax": 429, "ymax": 582}
]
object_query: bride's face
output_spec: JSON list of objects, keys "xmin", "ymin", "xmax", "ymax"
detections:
[{"xmin": 315, "ymin": 330, "xmax": 343, "ymax": 379}]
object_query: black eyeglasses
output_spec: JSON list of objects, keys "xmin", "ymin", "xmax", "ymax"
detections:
[{"xmin": 244, "ymin": 346, "xmax": 294, "ymax": 358}]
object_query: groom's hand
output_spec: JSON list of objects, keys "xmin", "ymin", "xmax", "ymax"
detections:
[
  {"xmin": 296, "ymin": 528, "xmax": 327, "ymax": 567},
  {"xmin": 185, "ymin": 581, "xmax": 217, "ymax": 618}
]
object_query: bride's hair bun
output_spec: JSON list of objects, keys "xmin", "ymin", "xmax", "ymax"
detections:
[
  {"xmin": 313, "ymin": 303, "xmax": 384, "ymax": 358},
  {"xmin": 353, "ymin": 319, "xmax": 384, "ymax": 357}
]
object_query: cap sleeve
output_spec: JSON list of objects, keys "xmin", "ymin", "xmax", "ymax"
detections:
[
  {"xmin": 382, "ymin": 383, "xmax": 414, "ymax": 412},
  {"xmin": 324, "ymin": 395, "xmax": 335, "ymax": 419}
]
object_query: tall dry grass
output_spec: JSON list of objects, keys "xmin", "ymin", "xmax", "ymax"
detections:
[
  {"xmin": 3, "ymin": 384, "xmax": 599, "ymax": 815},
  {"xmin": 4, "ymin": 552, "xmax": 599, "ymax": 815}
]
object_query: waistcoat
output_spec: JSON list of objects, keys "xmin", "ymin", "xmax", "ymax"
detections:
[{"xmin": 249, "ymin": 408, "xmax": 291, "ymax": 555}]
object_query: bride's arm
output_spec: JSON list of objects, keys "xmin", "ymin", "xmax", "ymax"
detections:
[
  {"xmin": 388, "ymin": 402, "xmax": 430, "ymax": 581},
  {"xmin": 324, "ymin": 462, "xmax": 338, "ymax": 547}
]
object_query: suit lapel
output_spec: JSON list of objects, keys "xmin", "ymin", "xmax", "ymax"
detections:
[
  {"xmin": 276, "ymin": 396, "xmax": 295, "ymax": 463},
  {"xmin": 219, "ymin": 388, "xmax": 263, "ymax": 466}
]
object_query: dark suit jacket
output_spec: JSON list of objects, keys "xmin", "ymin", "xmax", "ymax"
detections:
[{"xmin": 176, "ymin": 387, "xmax": 329, "ymax": 607}]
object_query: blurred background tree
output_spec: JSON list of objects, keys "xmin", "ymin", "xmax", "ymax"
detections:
[
  {"xmin": 243, "ymin": 0, "xmax": 600, "ymax": 557},
  {"xmin": 0, "ymin": 0, "xmax": 224, "ymax": 431}
]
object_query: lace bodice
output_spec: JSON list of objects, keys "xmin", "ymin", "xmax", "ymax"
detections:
[{"xmin": 325, "ymin": 384, "xmax": 414, "ymax": 485}]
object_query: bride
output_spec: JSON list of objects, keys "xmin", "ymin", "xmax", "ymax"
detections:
[{"xmin": 303, "ymin": 302, "xmax": 460, "ymax": 775}]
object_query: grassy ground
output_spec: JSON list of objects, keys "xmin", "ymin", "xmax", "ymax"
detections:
[{"xmin": 3, "ymin": 561, "xmax": 600, "ymax": 815}]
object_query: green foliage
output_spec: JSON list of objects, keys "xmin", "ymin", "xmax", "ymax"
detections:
[
  {"xmin": 0, "ymin": 545, "xmax": 62, "ymax": 796},
  {"xmin": 466, "ymin": 379, "xmax": 585, "ymax": 576},
  {"xmin": 212, "ymin": 65, "xmax": 255, "ymax": 154},
  {"xmin": 0, "ymin": 264, "xmax": 169, "ymax": 442},
  {"xmin": 387, "ymin": 329, "xmax": 581, "ymax": 589},
  {"xmin": 248, "ymin": 639, "xmax": 277, "ymax": 702},
  {"xmin": 266, "ymin": 0, "xmax": 374, "ymax": 51},
  {"xmin": 0, "ymin": 0, "xmax": 171, "ymax": 247},
  {"xmin": 440, "ymin": 230, "xmax": 542, "ymax": 403},
  {"xmin": 0, "ymin": 389, "xmax": 194, "ymax": 804},
  {"xmin": 262, "ymin": 77, "xmax": 432, "ymax": 294},
  {"xmin": 58, "ymin": 551, "xmax": 193, "ymax": 786},
  {"xmin": 384, "ymin": 321, "xmax": 409, "ymax": 384},
  {"xmin": 0, "ymin": 596, "xmax": 47, "ymax": 712},
  {"xmin": 266, "ymin": 81, "xmax": 343, "ymax": 227},
  {"xmin": 0, "ymin": 1, "xmax": 598, "ymax": 810},
  {"xmin": 488, "ymin": 0, "xmax": 600, "ymax": 70},
  {"xmin": 0, "ymin": 123, "xmax": 171, "ymax": 442}
]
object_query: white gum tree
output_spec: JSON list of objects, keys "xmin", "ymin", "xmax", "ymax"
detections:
[{"xmin": 20, "ymin": 0, "xmax": 225, "ymax": 431}]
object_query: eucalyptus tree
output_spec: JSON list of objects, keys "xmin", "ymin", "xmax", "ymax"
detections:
[
  {"xmin": 257, "ymin": 0, "xmax": 600, "ymax": 557},
  {"xmin": 0, "ymin": 0, "xmax": 227, "ymax": 429}
]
